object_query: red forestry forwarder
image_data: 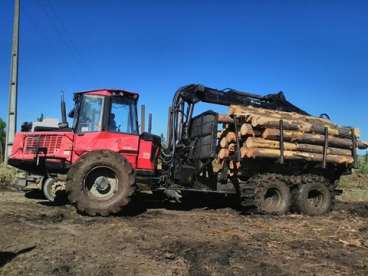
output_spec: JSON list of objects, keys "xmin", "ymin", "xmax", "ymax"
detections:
[{"xmin": 8, "ymin": 85, "xmax": 368, "ymax": 216}]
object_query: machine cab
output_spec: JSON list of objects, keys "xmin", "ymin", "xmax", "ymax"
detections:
[
  {"xmin": 68, "ymin": 89, "xmax": 160, "ymax": 173},
  {"xmin": 73, "ymin": 90, "xmax": 139, "ymax": 135}
]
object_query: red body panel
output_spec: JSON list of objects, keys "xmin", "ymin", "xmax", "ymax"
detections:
[
  {"xmin": 10, "ymin": 132, "xmax": 74, "ymax": 163},
  {"xmin": 137, "ymin": 139, "xmax": 156, "ymax": 171},
  {"xmin": 72, "ymin": 132, "xmax": 140, "ymax": 168},
  {"xmin": 10, "ymin": 131, "xmax": 157, "ymax": 172}
]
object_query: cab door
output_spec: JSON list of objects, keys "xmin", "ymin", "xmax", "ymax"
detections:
[{"xmin": 72, "ymin": 94, "xmax": 140, "ymax": 169}]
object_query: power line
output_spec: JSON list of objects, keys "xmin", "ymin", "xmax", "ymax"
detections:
[
  {"xmin": 37, "ymin": 0, "xmax": 85, "ymax": 68},
  {"xmin": 47, "ymin": 0, "xmax": 85, "ymax": 65}
]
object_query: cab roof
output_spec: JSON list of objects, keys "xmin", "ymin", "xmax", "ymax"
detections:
[{"xmin": 75, "ymin": 89, "xmax": 139, "ymax": 100}]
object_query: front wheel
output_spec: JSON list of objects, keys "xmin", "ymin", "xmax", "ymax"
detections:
[{"xmin": 66, "ymin": 150, "xmax": 136, "ymax": 216}]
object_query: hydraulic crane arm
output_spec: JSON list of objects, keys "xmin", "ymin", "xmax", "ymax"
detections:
[
  {"xmin": 167, "ymin": 84, "xmax": 309, "ymax": 153},
  {"xmin": 175, "ymin": 84, "xmax": 309, "ymax": 115}
]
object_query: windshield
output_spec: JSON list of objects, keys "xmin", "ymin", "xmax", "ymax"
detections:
[
  {"xmin": 109, "ymin": 96, "xmax": 138, "ymax": 134},
  {"xmin": 77, "ymin": 95, "xmax": 104, "ymax": 133}
]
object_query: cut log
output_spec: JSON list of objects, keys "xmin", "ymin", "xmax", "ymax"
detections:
[
  {"xmin": 228, "ymin": 143, "xmax": 236, "ymax": 152},
  {"xmin": 358, "ymin": 141, "xmax": 368, "ymax": 150},
  {"xmin": 212, "ymin": 159, "xmax": 223, "ymax": 173},
  {"xmin": 353, "ymin": 128, "xmax": 361, "ymax": 138},
  {"xmin": 229, "ymin": 105, "xmax": 353, "ymax": 138},
  {"xmin": 262, "ymin": 129, "xmax": 353, "ymax": 149},
  {"xmin": 226, "ymin": 132, "xmax": 237, "ymax": 143},
  {"xmin": 245, "ymin": 137, "xmax": 352, "ymax": 156},
  {"xmin": 240, "ymin": 123, "xmax": 255, "ymax": 137},
  {"xmin": 244, "ymin": 147, "xmax": 354, "ymax": 164},
  {"xmin": 230, "ymin": 105, "xmax": 337, "ymax": 127},
  {"xmin": 218, "ymin": 114, "xmax": 234, "ymax": 124},
  {"xmin": 220, "ymin": 137, "xmax": 228, "ymax": 148},
  {"xmin": 218, "ymin": 148, "xmax": 229, "ymax": 159},
  {"xmin": 240, "ymin": 147, "xmax": 248, "ymax": 158},
  {"xmin": 229, "ymin": 161, "xmax": 241, "ymax": 170},
  {"xmin": 250, "ymin": 117, "xmax": 352, "ymax": 138},
  {"xmin": 217, "ymin": 130, "xmax": 225, "ymax": 139}
]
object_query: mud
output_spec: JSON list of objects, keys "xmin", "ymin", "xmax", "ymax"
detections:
[{"xmin": 0, "ymin": 189, "xmax": 368, "ymax": 276}]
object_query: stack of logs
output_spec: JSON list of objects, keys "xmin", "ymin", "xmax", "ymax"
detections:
[{"xmin": 216, "ymin": 105, "xmax": 368, "ymax": 169}]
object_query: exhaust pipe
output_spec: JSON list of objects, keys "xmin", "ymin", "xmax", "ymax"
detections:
[
  {"xmin": 141, "ymin": 104, "xmax": 146, "ymax": 133},
  {"xmin": 59, "ymin": 92, "xmax": 68, "ymax": 128},
  {"xmin": 148, "ymin": 113, "xmax": 152, "ymax": 134}
]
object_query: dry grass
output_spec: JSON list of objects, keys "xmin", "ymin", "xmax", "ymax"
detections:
[
  {"xmin": 339, "ymin": 172, "xmax": 368, "ymax": 190},
  {"xmin": 0, "ymin": 163, "xmax": 16, "ymax": 188}
]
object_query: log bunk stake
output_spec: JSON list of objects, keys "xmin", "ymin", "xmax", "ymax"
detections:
[
  {"xmin": 352, "ymin": 128, "xmax": 358, "ymax": 169},
  {"xmin": 279, "ymin": 119, "xmax": 285, "ymax": 165},
  {"xmin": 322, "ymin": 127, "xmax": 329, "ymax": 169}
]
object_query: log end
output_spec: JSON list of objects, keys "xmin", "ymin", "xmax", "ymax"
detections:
[
  {"xmin": 358, "ymin": 140, "xmax": 368, "ymax": 150},
  {"xmin": 353, "ymin": 128, "xmax": 361, "ymax": 138}
]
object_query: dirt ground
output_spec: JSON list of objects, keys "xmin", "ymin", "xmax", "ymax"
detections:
[{"xmin": 0, "ymin": 188, "xmax": 368, "ymax": 276}]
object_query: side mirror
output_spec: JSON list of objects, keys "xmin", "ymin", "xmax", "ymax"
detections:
[{"xmin": 68, "ymin": 109, "xmax": 75, "ymax": 118}]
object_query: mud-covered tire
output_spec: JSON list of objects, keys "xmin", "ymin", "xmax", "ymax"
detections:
[
  {"xmin": 42, "ymin": 178, "xmax": 67, "ymax": 204},
  {"xmin": 296, "ymin": 182, "xmax": 332, "ymax": 216},
  {"xmin": 255, "ymin": 174, "xmax": 291, "ymax": 215},
  {"xmin": 66, "ymin": 150, "xmax": 136, "ymax": 216},
  {"xmin": 43, "ymin": 178, "xmax": 57, "ymax": 202}
]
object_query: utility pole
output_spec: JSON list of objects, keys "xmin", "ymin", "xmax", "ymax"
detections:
[{"xmin": 5, "ymin": 0, "xmax": 20, "ymax": 164}]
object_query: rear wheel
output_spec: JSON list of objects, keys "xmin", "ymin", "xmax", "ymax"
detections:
[
  {"xmin": 254, "ymin": 174, "xmax": 291, "ymax": 215},
  {"xmin": 296, "ymin": 182, "xmax": 332, "ymax": 216},
  {"xmin": 66, "ymin": 150, "xmax": 136, "ymax": 216}
]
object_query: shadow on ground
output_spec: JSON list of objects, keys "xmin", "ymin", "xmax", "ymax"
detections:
[
  {"xmin": 20, "ymin": 188, "xmax": 368, "ymax": 219},
  {"xmin": 23, "ymin": 188, "xmax": 245, "ymax": 217},
  {"xmin": 0, "ymin": 246, "xmax": 36, "ymax": 268}
]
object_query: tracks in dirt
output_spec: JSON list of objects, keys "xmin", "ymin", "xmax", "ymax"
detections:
[{"xmin": 0, "ymin": 190, "xmax": 368, "ymax": 276}]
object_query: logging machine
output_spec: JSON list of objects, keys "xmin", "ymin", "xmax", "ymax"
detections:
[{"xmin": 8, "ymin": 85, "xmax": 368, "ymax": 216}]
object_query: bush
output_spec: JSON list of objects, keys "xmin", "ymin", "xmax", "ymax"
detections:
[
  {"xmin": 357, "ymin": 155, "xmax": 368, "ymax": 174},
  {"xmin": 0, "ymin": 163, "xmax": 16, "ymax": 188}
]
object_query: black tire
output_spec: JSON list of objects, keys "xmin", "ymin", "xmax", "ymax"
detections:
[
  {"xmin": 296, "ymin": 182, "xmax": 332, "ymax": 216},
  {"xmin": 42, "ymin": 178, "xmax": 67, "ymax": 204},
  {"xmin": 66, "ymin": 150, "xmax": 136, "ymax": 216},
  {"xmin": 255, "ymin": 174, "xmax": 291, "ymax": 215},
  {"xmin": 43, "ymin": 178, "xmax": 57, "ymax": 202}
]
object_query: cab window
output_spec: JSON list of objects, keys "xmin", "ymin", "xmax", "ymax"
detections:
[
  {"xmin": 77, "ymin": 95, "xmax": 104, "ymax": 133},
  {"xmin": 109, "ymin": 97, "xmax": 138, "ymax": 134}
]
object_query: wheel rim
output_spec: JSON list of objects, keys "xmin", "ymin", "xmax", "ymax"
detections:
[
  {"xmin": 84, "ymin": 166, "xmax": 118, "ymax": 200},
  {"xmin": 44, "ymin": 179, "xmax": 56, "ymax": 201},
  {"xmin": 263, "ymin": 187, "xmax": 283, "ymax": 211},
  {"xmin": 307, "ymin": 189, "xmax": 325, "ymax": 209}
]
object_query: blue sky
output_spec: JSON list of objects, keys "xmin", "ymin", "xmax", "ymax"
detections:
[{"xmin": 0, "ymin": 0, "xmax": 367, "ymax": 140}]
